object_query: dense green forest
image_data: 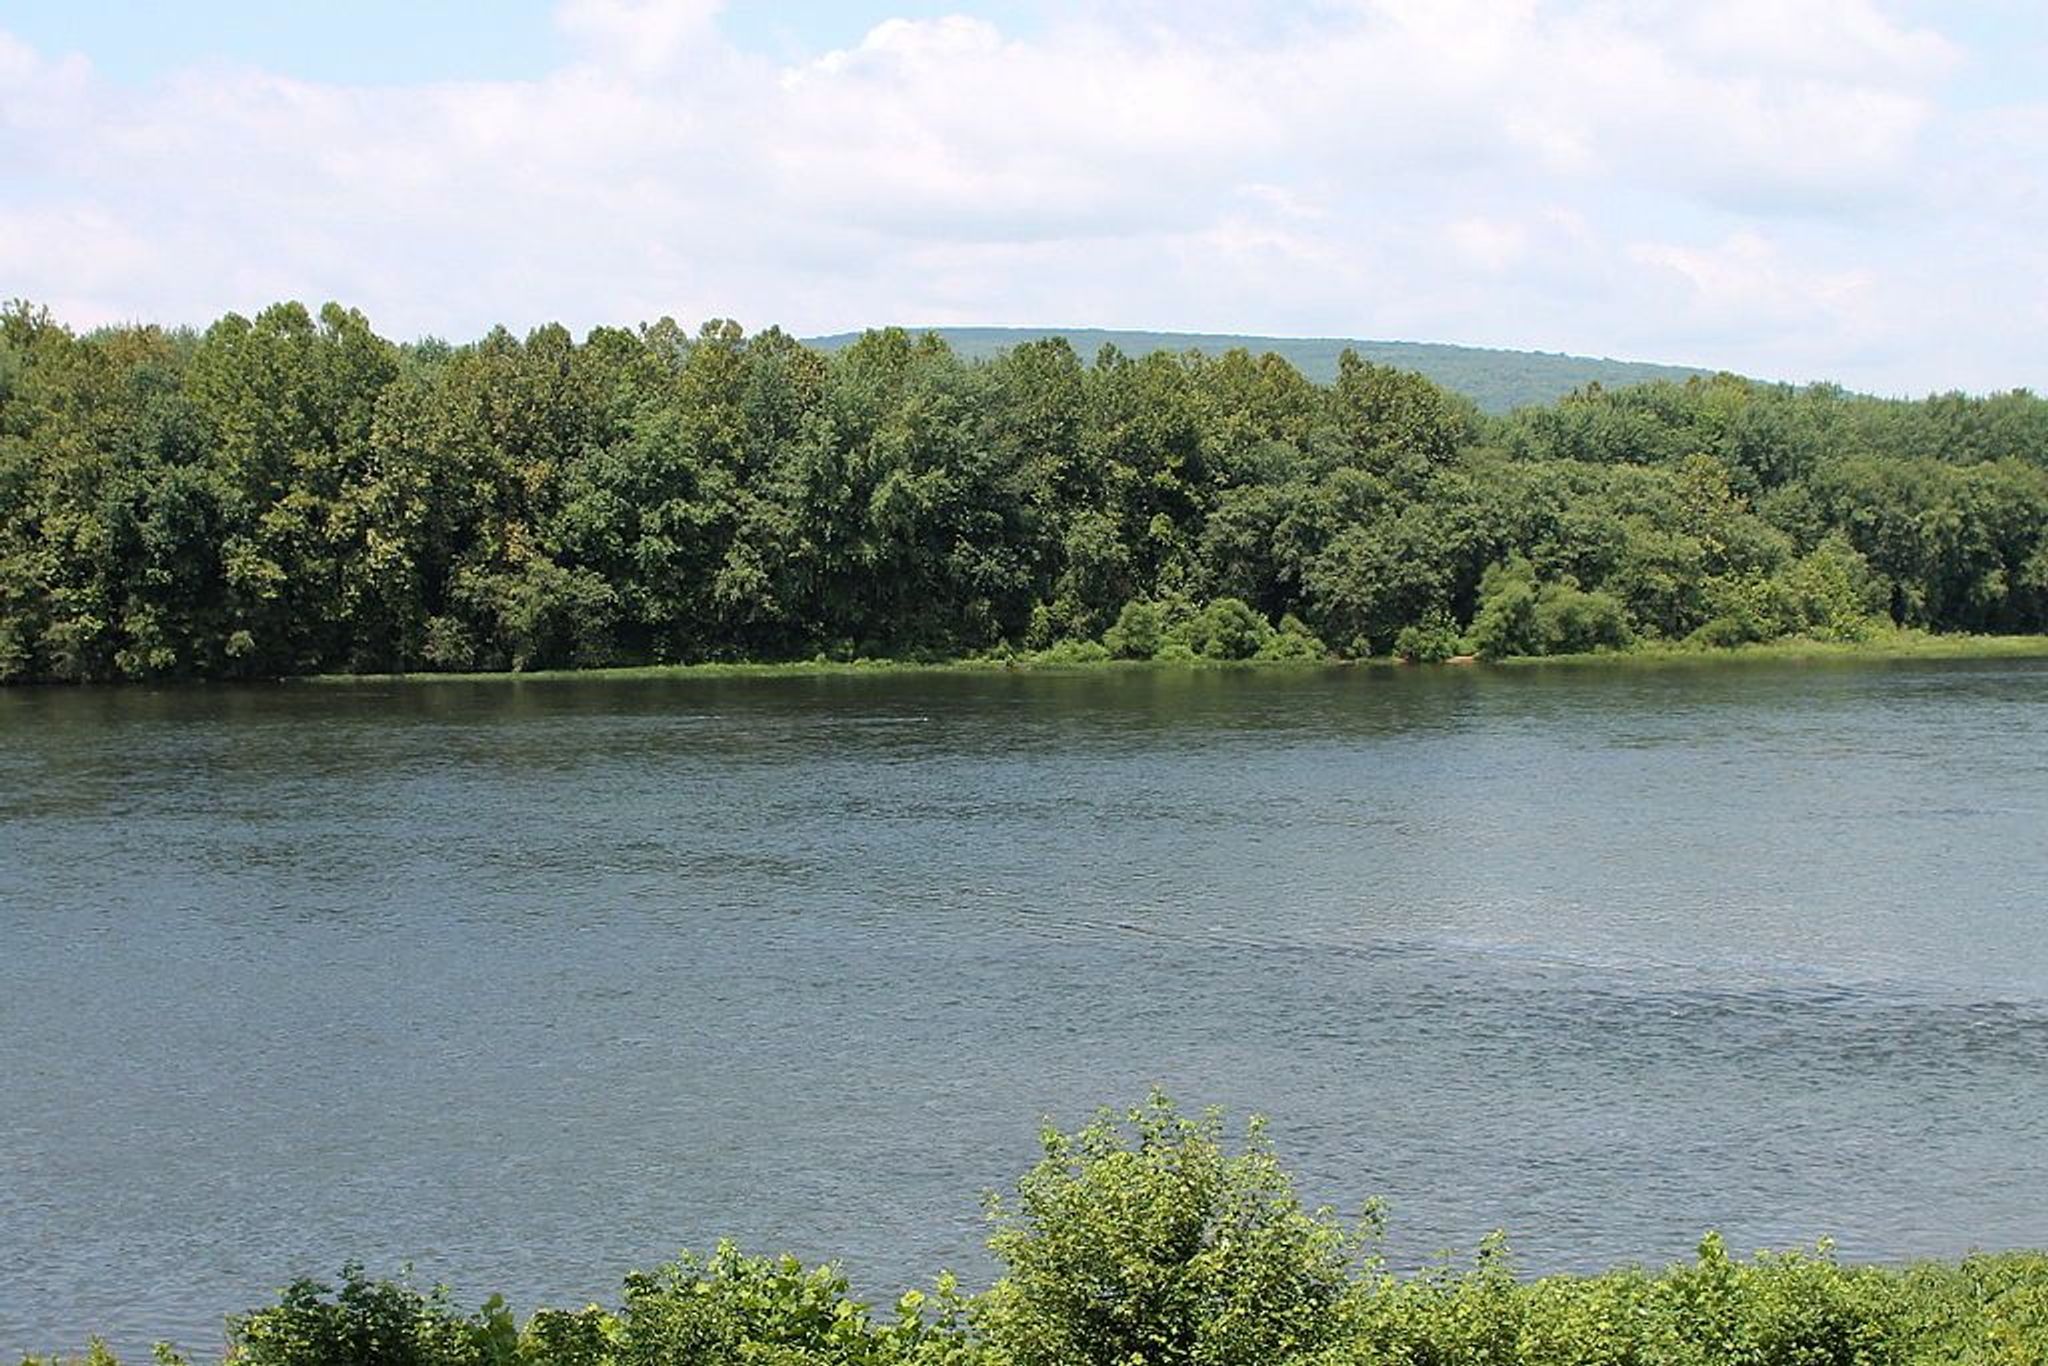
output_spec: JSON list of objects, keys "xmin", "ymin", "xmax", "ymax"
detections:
[
  {"xmin": 3, "ymin": 300, "xmax": 2046, "ymax": 684},
  {"xmin": 26, "ymin": 1096, "xmax": 2048, "ymax": 1366},
  {"xmin": 806, "ymin": 327, "xmax": 1713, "ymax": 414}
]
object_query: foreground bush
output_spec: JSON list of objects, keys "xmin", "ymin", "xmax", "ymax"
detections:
[
  {"xmin": 978, "ymin": 1094, "xmax": 1361, "ymax": 1366},
  {"xmin": 20, "ymin": 1097, "xmax": 2048, "ymax": 1366}
]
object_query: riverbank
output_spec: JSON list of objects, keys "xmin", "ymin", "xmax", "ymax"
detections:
[
  {"xmin": 1496, "ymin": 628, "xmax": 2048, "ymax": 669},
  {"xmin": 293, "ymin": 629, "xmax": 2048, "ymax": 685}
]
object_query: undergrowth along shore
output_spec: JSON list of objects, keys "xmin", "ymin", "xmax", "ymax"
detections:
[
  {"xmin": 24, "ymin": 1096, "xmax": 2048, "ymax": 1366},
  {"xmin": 292, "ymin": 629, "xmax": 2048, "ymax": 687}
]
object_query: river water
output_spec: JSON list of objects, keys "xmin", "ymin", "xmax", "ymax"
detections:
[{"xmin": 3, "ymin": 659, "xmax": 2046, "ymax": 1355}]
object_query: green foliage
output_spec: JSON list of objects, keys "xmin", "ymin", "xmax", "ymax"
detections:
[
  {"xmin": 14, "ymin": 1339, "xmax": 125, "ymax": 1366},
  {"xmin": 1469, "ymin": 559, "xmax": 1632, "ymax": 658},
  {"xmin": 979, "ymin": 1091, "xmax": 1361, "ymax": 1366},
  {"xmin": 1890, "ymin": 1252, "xmax": 2048, "ymax": 1365},
  {"xmin": 4, "ymin": 303, "xmax": 2047, "ymax": 683},
  {"xmin": 227, "ymin": 1264, "xmax": 503, "ymax": 1366},
  {"xmin": 1256, "ymin": 613, "xmax": 1329, "ymax": 660},
  {"xmin": 1102, "ymin": 599, "xmax": 1167, "ymax": 659},
  {"xmin": 212, "ymin": 1250, "xmax": 977, "ymax": 1366},
  {"xmin": 515, "ymin": 1306, "xmax": 620, "ymax": 1366},
  {"xmin": 1645, "ymin": 1234, "xmax": 1891, "ymax": 1366},
  {"xmin": 1029, "ymin": 638, "xmax": 1110, "ymax": 666},
  {"xmin": 1690, "ymin": 536, "xmax": 1887, "ymax": 649},
  {"xmin": 1171, "ymin": 597, "xmax": 1274, "ymax": 660},
  {"xmin": 614, "ymin": 1243, "xmax": 970, "ymax": 1366},
  {"xmin": 1534, "ymin": 581, "xmax": 1632, "ymax": 655},
  {"xmin": 1343, "ymin": 1233, "xmax": 1532, "ymax": 1366},
  {"xmin": 1469, "ymin": 560, "xmax": 1542, "ymax": 660},
  {"xmin": 1333, "ymin": 1232, "xmax": 2006, "ymax": 1366},
  {"xmin": 1774, "ymin": 536, "xmax": 1888, "ymax": 642},
  {"xmin": 1394, "ymin": 610, "xmax": 1462, "ymax": 663}
]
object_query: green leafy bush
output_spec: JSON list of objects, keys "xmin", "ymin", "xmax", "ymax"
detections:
[
  {"xmin": 1906, "ymin": 1252, "xmax": 2048, "ymax": 1365},
  {"xmin": 1471, "ymin": 560, "xmax": 1631, "ymax": 658},
  {"xmin": 1171, "ymin": 598, "xmax": 1275, "ymax": 660},
  {"xmin": 1774, "ymin": 536, "xmax": 1888, "ymax": 642},
  {"xmin": 15, "ymin": 1341, "xmax": 128, "ymax": 1366},
  {"xmin": 1535, "ymin": 582, "xmax": 1632, "ymax": 655},
  {"xmin": 978, "ymin": 1092, "xmax": 1361, "ymax": 1366},
  {"xmin": 1102, "ymin": 600, "xmax": 1167, "ymax": 659},
  {"xmin": 614, "ymin": 1242, "xmax": 967, "ymax": 1366},
  {"xmin": 514, "ymin": 1306, "xmax": 618, "ymax": 1366},
  {"xmin": 228, "ymin": 1264, "xmax": 509, "ymax": 1366},
  {"xmin": 1028, "ymin": 638, "xmax": 1110, "ymax": 665},
  {"xmin": 1647, "ymin": 1234, "xmax": 1892, "ymax": 1366},
  {"xmin": 1255, "ymin": 614, "xmax": 1329, "ymax": 660},
  {"xmin": 1394, "ymin": 611, "xmax": 1462, "ymax": 663},
  {"xmin": 1344, "ymin": 1233, "xmax": 1531, "ymax": 1366},
  {"xmin": 1470, "ymin": 561, "xmax": 1543, "ymax": 659}
]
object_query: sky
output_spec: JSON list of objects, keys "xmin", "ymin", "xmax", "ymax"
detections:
[{"xmin": 1, "ymin": 0, "xmax": 2043, "ymax": 394}]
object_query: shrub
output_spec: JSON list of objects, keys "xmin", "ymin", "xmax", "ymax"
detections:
[
  {"xmin": 1774, "ymin": 536, "xmax": 1887, "ymax": 642},
  {"xmin": 515, "ymin": 1306, "xmax": 619, "ymax": 1366},
  {"xmin": 220, "ymin": 1252, "xmax": 979, "ymax": 1366},
  {"xmin": 1103, "ymin": 600, "xmax": 1167, "ymax": 660},
  {"xmin": 1394, "ymin": 611, "xmax": 1462, "ymax": 663},
  {"xmin": 616, "ymin": 1242, "xmax": 958, "ymax": 1366},
  {"xmin": 1029, "ymin": 638, "xmax": 1110, "ymax": 665},
  {"xmin": 16, "ymin": 1341, "xmax": 130, "ymax": 1366},
  {"xmin": 1687, "ymin": 613, "xmax": 1767, "ymax": 649},
  {"xmin": 1535, "ymin": 583, "xmax": 1632, "ymax": 655},
  {"xmin": 1512, "ymin": 1266, "xmax": 1658, "ymax": 1366},
  {"xmin": 1470, "ymin": 564, "xmax": 1541, "ymax": 660},
  {"xmin": 1171, "ymin": 598, "xmax": 1274, "ymax": 660},
  {"xmin": 228, "ymin": 1264, "xmax": 507, "ymax": 1366},
  {"xmin": 1471, "ymin": 560, "xmax": 1631, "ymax": 658},
  {"xmin": 1256, "ymin": 615, "xmax": 1329, "ymax": 660},
  {"xmin": 1647, "ymin": 1234, "xmax": 1890, "ymax": 1366},
  {"xmin": 979, "ymin": 1092, "xmax": 1360, "ymax": 1366},
  {"xmin": 1344, "ymin": 1234, "xmax": 1530, "ymax": 1366}
]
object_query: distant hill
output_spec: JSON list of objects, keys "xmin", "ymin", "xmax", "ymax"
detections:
[{"xmin": 803, "ymin": 326, "xmax": 1716, "ymax": 414}]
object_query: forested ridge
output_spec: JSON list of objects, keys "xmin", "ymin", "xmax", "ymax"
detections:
[
  {"xmin": 803, "ymin": 326, "xmax": 1714, "ymax": 413},
  {"xmin": 3, "ymin": 300, "xmax": 2047, "ymax": 683}
]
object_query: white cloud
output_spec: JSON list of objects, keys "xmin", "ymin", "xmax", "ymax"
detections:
[
  {"xmin": 1448, "ymin": 218, "xmax": 1532, "ymax": 274},
  {"xmin": 0, "ymin": 0, "xmax": 2040, "ymax": 393},
  {"xmin": 555, "ymin": 0, "xmax": 727, "ymax": 77},
  {"xmin": 1627, "ymin": 230, "xmax": 1881, "ymax": 376},
  {"xmin": 1677, "ymin": 0, "xmax": 1958, "ymax": 80}
]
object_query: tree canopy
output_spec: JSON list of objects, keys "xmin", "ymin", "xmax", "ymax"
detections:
[{"xmin": 4, "ymin": 301, "xmax": 2046, "ymax": 682}]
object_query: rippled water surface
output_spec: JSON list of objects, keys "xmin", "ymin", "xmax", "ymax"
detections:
[{"xmin": 4, "ymin": 660, "xmax": 2047, "ymax": 1355}]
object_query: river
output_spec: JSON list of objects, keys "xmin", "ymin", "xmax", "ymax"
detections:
[{"xmin": 3, "ymin": 659, "xmax": 2045, "ymax": 1355}]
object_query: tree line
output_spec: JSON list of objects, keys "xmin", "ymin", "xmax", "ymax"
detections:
[{"xmin": 3, "ymin": 300, "xmax": 2046, "ymax": 682}]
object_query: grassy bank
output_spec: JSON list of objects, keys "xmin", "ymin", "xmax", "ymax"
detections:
[
  {"xmin": 23, "ymin": 1097, "xmax": 2048, "ymax": 1366},
  {"xmin": 289, "ymin": 630, "xmax": 2048, "ymax": 686},
  {"xmin": 1494, "ymin": 628, "xmax": 2048, "ymax": 669}
]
